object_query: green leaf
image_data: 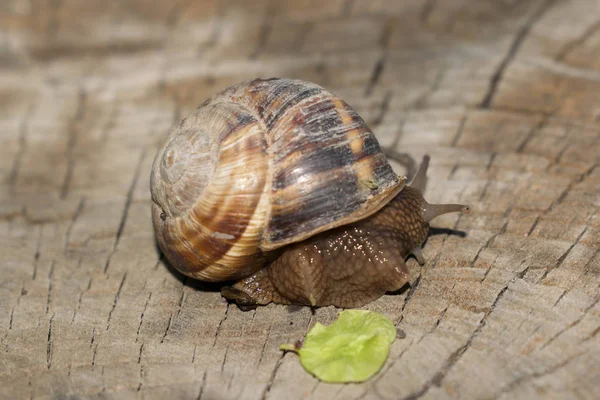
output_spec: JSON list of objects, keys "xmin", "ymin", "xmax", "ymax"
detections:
[{"xmin": 281, "ymin": 310, "xmax": 396, "ymax": 383}]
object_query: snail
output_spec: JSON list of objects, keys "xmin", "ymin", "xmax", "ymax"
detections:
[{"xmin": 150, "ymin": 78, "xmax": 470, "ymax": 309}]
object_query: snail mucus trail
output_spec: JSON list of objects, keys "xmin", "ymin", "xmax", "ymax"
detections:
[{"xmin": 150, "ymin": 78, "xmax": 471, "ymax": 309}]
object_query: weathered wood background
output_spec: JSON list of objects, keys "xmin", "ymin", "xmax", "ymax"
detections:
[{"xmin": 1, "ymin": 0, "xmax": 599, "ymax": 399}]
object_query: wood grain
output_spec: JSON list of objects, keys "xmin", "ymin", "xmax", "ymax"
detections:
[{"xmin": 0, "ymin": 0, "xmax": 598, "ymax": 399}]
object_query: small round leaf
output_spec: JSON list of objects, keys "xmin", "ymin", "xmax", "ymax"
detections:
[{"xmin": 282, "ymin": 310, "xmax": 396, "ymax": 383}]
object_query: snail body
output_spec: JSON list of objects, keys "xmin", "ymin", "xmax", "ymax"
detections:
[{"xmin": 150, "ymin": 78, "xmax": 469, "ymax": 308}]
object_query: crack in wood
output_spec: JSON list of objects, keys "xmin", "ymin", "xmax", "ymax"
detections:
[
  {"xmin": 45, "ymin": 261, "xmax": 56, "ymax": 314},
  {"xmin": 191, "ymin": 344, "xmax": 198, "ymax": 364},
  {"xmin": 400, "ymin": 273, "xmax": 422, "ymax": 315},
  {"xmin": 32, "ymin": 228, "xmax": 43, "ymax": 280},
  {"xmin": 480, "ymin": 0, "xmax": 556, "ymax": 108},
  {"xmin": 226, "ymin": 372, "xmax": 236, "ymax": 390},
  {"xmin": 557, "ymin": 163, "xmax": 597, "ymax": 205},
  {"xmin": 363, "ymin": 16, "xmax": 393, "ymax": 97},
  {"xmin": 480, "ymin": 253, "xmax": 499, "ymax": 283},
  {"xmin": 515, "ymin": 307, "xmax": 537, "ymax": 333},
  {"xmin": 494, "ymin": 350, "xmax": 587, "ymax": 397},
  {"xmin": 373, "ymin": 90, "xmax": 392, "ymax": 127},
  {"xmin": 537, "ymin": 221, "xmax": 590, "ymax": 283},
  {"xmin": 99, "ymin": 102, "xmax": 118, "ymax": 144},
  {"xmin": 91, "ymin": 343, "xmax": 99, "ymax": 368},
  {"xmin": 256, "ymin": 322, "xmax": 272, "ymax": 367},
  {"xmin": 534, "ymin": 164, "xmax": 597, "ymax": 282},
  {"xmin": 580, "ymin": 325, "xmax": 600, "ymax": 344},
  {"xmin": 105, "ymin": 272, "xmax": 127, "ymax": 331},
  {"xmin": 61, "ymin": 89, "xmax": 87, "ymax": 199},
  {"xmin": 136, "ymin": 363, "xmax": 145, "ymax": 391},
  {"xmin": 220, "ymin": 346, "xmax": 229, "ymax": 372},
  {"xmin": 526, "ymin": 215, "xmax": 541, "ymax": 237},
  {"xmin": 433, "ymin": 306, "xmax": 448, "ymax": 329},
  {"xmin": 9, "ymin": 100, "xmax": 37, "ymax": 194},
  {"xmin": 46, "ymin": 313, "xmax": 55, "ymax": 370},
  {"xmin": 17, "ymin": 281, "xmax": 27, "ymax": 306},
  {"xmin": 530, "ymin": 172, "xmax": 591, "ymax": 237},
  {"xmin": 137, "ymin": 342, "xmax": 144, "ymax": 364},
  {"xmin": 539, "ymin": 296, "xmax": 599, "ymax": 351},
  {"xmin": 331, "ymin": 384, "xmax": 347, "ymax": 400},
  {"xmin": 581, "ymin": 246, "xmax": 600, "ymax": 279},
  {"xmin": 103, "ymin": 150, "xmax": 146, "ymax": 275},
  {"xmin": 503, "ymin": 55, "xmax": 600, "ymax": 82},
  {"xmin": 470, "ymin": 218, "xmax": 509, "ymax": 270},
  {"xmin": 416, "ymin": 306, "xmax": 449, "ymax": 345},
  {"xmin": 160, "ymin": 313, "xmax": 174, "ymax": 344},
  {"xmin": 212, "ymin": 303, "xmax": 230, "ymax": 347},
  {"xmin": 261, "ymin": 353, "xmax": 286, "ymax": 400},
  {"xmin": 448, "ymin": 159, "xmax": 462, "ymax": 180},
  {"xmin": 196, "ymin": 370, "xmax": 208, "ymax": 400},
  {"xmin": 414, "ymin": 69, "xmax": 445, "ymax": 109},
  {"xmin": 369, "ymin": 344, "xmax": 412, "ymax": 399},
  {"xmin": 552, "ymin": 289, "xmax": 568, "ymax": 308},
  {"xmin": 555, "ymin": 20, "xmax": 600, "ymax": 62},
  {"xmin": 176, "ymin": 282, "xmax": 187, "ymax": 317},
  {"xmin": 136, "ymin": 292, "xmax": 152, "ymax": 342},
  {"xmin": 427, "ymin": 209, "xmax": 466, "ymax": 271},
  {"xmin": 8, "ymin": 307, "xmax": 14, "ymax": 330},
  {"xmin": 366, "ymin": 57, "xmax": 385, "ymax": 97},
  {"xmin": 64, "ymin": 198, "xmax": 85, "ymax": 251},
  {"xmin": 486, "ymin": 151, "xmax": 498, "ymax": 172},
  {"xmin": 400, "ymin": 267, "xmax": 527, "ymax": 399},
  {"xmin": 517, "ymin": 114, "xmax": 548, "ymax": 153},
  {"xmin": 160, "ymin": 284, "xmax": 187, "ymax": 343},
  {"xmin": 114, "ymin": 149, "xmax": 146, "ymax": 250},
  {"xmin": 153, "ymin": 255, "xmax": 164, "ymax": 271},
  {"xmin": 548, "ymin": 130, "xmax": 575, "ymax": 171},
  {"xmin": 450, "ymin": 115, "xmax": 467, "ymax": 148},
  {"xmin": 72, "ymin": 270, "xmax": 90, "ymax": 323}
]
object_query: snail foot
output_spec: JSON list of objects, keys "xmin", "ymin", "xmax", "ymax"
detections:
[
  {"xmin": 221, "ymin": 268, "xmax": 280, "ymax": 308},
  {"xmin": 221, "ymin": 286, "xmax": 257, "ymax": 308}
]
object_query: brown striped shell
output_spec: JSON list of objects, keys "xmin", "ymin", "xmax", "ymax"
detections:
[{"xmin": 150, "ymin": 78, "xmax": 405, "ymax": 282}]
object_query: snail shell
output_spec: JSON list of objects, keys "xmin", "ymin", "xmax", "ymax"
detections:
[{"xmin": 150, "ymin": 78, "xmax": 404, "ymax": 281}]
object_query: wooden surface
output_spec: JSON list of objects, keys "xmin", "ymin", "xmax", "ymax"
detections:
[{"xmin": 1, "ymin": 0, "xmax": 599, "ymax": 399}]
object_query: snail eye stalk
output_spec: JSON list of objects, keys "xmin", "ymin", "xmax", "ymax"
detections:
[{"xmin": 410, "ymin": 155, "xmax": 471, "ymax": 223}]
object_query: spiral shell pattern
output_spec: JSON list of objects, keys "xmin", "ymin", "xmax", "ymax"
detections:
[{"xmin": 151, "ymin": 78, "xmax": 404, "ymax": 281}]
